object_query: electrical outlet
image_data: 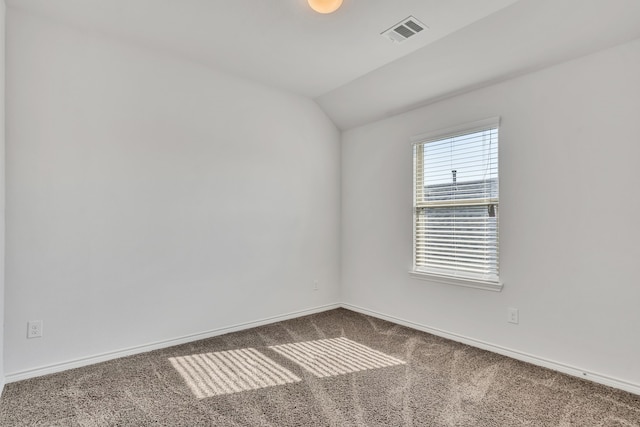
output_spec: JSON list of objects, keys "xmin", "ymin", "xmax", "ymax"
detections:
[
  {"xmin": 27, "ymin": 320, "xmax": 43, "ymax": 338},
  {"xmin": 313, "ymin": 280, "xmax": 319, "ymax": 291},
  {"xmin": 508, "ymin": 308, "xmax": 519, "ymax": 324}
]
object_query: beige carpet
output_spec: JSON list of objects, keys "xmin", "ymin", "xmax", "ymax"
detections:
[{"xmin": 0, "ymin": 308, "xmax": 639, "ymax": 426}]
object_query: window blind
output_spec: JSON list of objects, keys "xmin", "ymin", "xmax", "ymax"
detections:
[{"xmin": 412, "ymin": 118, "xmax": 499, "ymax": 283}]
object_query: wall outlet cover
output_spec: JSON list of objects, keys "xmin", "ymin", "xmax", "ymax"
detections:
[{"xmin": 27, "ymin": 320, "xmax": 43, "ymax": 338}]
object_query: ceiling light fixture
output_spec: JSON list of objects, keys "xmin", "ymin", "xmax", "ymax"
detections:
[{"xmin": 308, "ymin": 0, "xmax": 343, "ymax": 14}]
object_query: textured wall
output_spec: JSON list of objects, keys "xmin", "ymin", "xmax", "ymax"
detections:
[
  {"xmin": 5, "ymin": 9, "xmax": 340, "ymax": 375},
  {"xmin": 341, "ymin": 38, "xmax": 640, "ymax": 387},
  {"xmin": 0, "ymin": 0, "xmax": 6, "ymax": 395}
]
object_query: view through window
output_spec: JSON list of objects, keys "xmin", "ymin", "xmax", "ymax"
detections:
[{"xmin": 412, "ymin": 118, "xmax": 499, "ymax": 285}]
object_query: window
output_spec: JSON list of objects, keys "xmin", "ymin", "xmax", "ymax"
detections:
[{"xmin": 411, "ymin": 117, "xmax": 500, "ymax": 290}]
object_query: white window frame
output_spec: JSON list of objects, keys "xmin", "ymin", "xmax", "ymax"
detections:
[{"xmin": 410, "ymin": 117, "xmax": 502, "ymax": 292}]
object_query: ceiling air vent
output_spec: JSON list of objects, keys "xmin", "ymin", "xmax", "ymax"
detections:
[{"xmin": 381, "ymin": 16, "xmax": 428, "ymax": 43}]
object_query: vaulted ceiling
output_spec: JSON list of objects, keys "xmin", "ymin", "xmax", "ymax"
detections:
[{"xmin": 8, "ymin": 0, "xmax": 640, "ymax": 129}]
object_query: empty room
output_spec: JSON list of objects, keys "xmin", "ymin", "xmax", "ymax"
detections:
[{"xmin": 0, "ymin": 0, "xmax": 639, "ymax": 425}]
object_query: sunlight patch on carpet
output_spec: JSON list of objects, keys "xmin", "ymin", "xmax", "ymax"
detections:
[
  {"xmin": 270, "ymin": 337, "xmax": 405, "ymax": 378},
  {"xmin": 169, "ymin": 348, "xmax": 301, "ymax": 398}
]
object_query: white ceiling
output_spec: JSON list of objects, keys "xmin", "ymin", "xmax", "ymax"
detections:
[
  {"xmin": 7, "ymin": 0, "xmax": 640, "ymax": 130},
  {"xmin": 319, "ymin": 0, "xmax": 640, "ymax": 129},
  {"xmin": 6, "ymin": 0, "xmax": 518, "ymax": 97}
]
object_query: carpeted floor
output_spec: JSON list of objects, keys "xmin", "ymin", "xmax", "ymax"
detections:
[{"xmin": 0, "ymin": 308, "xmax": 639, "ymax": 426}]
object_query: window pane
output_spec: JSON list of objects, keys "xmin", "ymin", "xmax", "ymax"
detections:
[
  {"xmin": 422, "ymin": 129, "xmax": 498, "ymax": 203},
  {"xmin": 415, "ymin": 205, "xmax": 498, "ymax": 277},
  {"xmin": 413, "ymin": 121, "xmax": 499, "ymax": 283}
]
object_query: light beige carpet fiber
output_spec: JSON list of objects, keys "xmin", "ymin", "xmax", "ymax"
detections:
[{"xmin": 0, "ymin": 308, "xmax": 639, "ymax": 426}]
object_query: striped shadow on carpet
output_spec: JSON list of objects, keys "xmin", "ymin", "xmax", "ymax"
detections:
[
  {"xmin": 270, "ymin": 337, "xmax": 406, "ymax": 378},
  {"xmin": 168, "ymin": 347, "xmax": 301, "ymax": 398}
]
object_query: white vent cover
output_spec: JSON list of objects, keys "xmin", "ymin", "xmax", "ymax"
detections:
[{"xmin": 381, "ymin": 16, "xmax": 428, "ymax": 43}]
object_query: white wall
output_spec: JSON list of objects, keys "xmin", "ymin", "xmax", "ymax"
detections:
[
  {"xmin": 5, "ymin": 9, "xmax": 340, "ymax": 375},
  {"xmin": 0, "ymin": 0, "xmax": 6, "ymax": 394},
  {"xmin": 342, "ymin": 38, "xmax": 640, "ymax": 387}
]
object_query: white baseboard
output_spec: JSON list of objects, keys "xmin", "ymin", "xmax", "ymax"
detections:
[
  {"xmin": 5, "ymin": 301, "xmax": 639, "ymax": 396},
  {"xmin": 4, "ymin": 303, "xmax": 340, "ymax": 384},
  {"xmin": 341, "ymin": 303, "xmax": 640, "ymax": 396}
]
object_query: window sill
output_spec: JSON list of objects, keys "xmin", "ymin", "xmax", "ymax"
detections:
[{"xmin": 408, "ymin": 270, "xmax": 503, "ymax": 292}]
